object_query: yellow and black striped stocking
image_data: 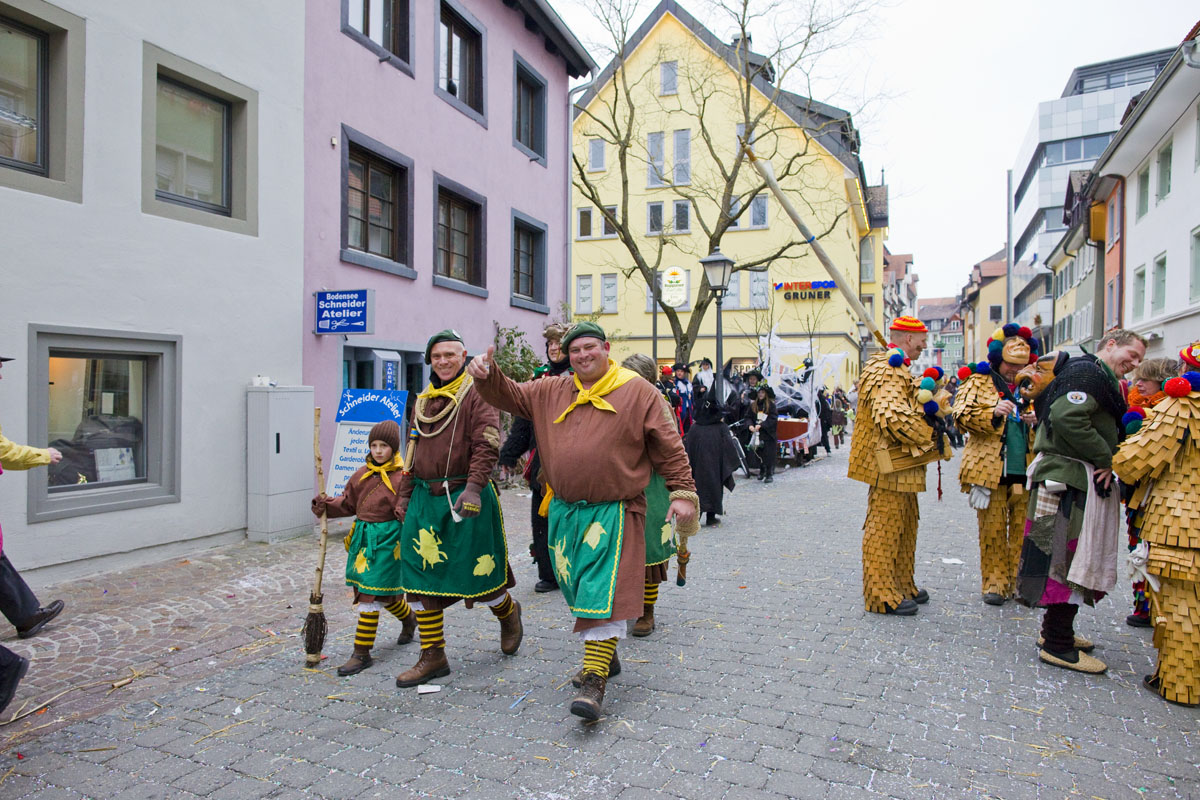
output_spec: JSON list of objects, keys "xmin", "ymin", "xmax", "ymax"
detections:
[
  {"xmin": 490, "ymin": 593, "xmax": 516, "ymax": 619},
  {"xmin": 353, "ymin": 611, "xmax": 379, "ymax": 650},
  {"xmin": 644, "ymin": 582, "xmax": 659, "ymax": 607},
  {"xmin": 582, "ymin": 637, "xmax": 618, "ymax": 678},
  {"xmin": 384, "ymin": 597, "xmax": 412, "ymax": 620},
  {"xmin": 415, "ymin": 609, "xmax": 446, "ymax": 650}
]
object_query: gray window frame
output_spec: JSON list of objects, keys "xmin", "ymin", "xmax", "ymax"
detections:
[
  {"xmin": 0, "ymin": 14, "xmax": 47, "ymax": 175},
  {"xmin": 660, "ymin": 60, "xmax": 677, "ymax": 95},
  {"xmin": 510, "ymin": 208, "xmax": 549, "ymax": 313},
  {"xmin": 647, "ymin": 200, "xmax": 663, "ymax": 234},
  {"xmin": 26, "ymin": 326, "xmax": 181, "ymax": 522},
  {"xmin": 672, "ymin": 129, "xmax": 690, "ymax": 184},
  {"xmin": 1150, "ymin": 253, "xmax": 1167, "ymax": 316},
  {"xmin": 435, "ymin": 0, "xmax": 487, "ymax": 129},
  {"xmin": 859, "ymin": 234, "xmax": 875, "ymax": 282},
  {"xmin": 576, "ymin": 206, "xmax": 593, "ymax": 239},
  {"xmin": 724, "ymin": 270, "xmax": 741, "ymax": 309},
  {"xmin": 749, "ymin": 271, "xmax": 769, "ymax": 310},
  {"xmin": 587, "ymin": 138, "xmax": 604, "ymax": 171},
  {"xmin": 142, "ymin": 42, "xmax": 258, "ymax": 236},
  {"xmin": 673, "ymin": 199, "xmax": 689, "ymax": 233},
  {"xmin": 512, "ymin": 53, "xmax": 547, "ymax": 166},
  {"xmin": 576, "ymin": 274, "xmax": 593, "ymax": 314},
  {"xmin": 340, "ymin": 0, "xmax": 414, "ymax": 77},
  {"xmin": 432, "ymin": 171, "xmax": 487, "ymax": 298},
  {"xmin": 647, "ymin": 131, "xmax": 665, "ymax": 187},
  {"xmin": 1156, "ymin": 140, "xmax": 1172, "ymax": 201},
  {"xmin": 0, "ymin": 0, "xmax": 84, "ymax": 203},
  {"xmin": 600, "ymin": 273, "xmax": 618, "ymax": 314},
  {"xmin": 339, "ymin": 124, "xmax": 416, "ymax": 279},
  {"xmin": 153, "ymin": 75, "xmax": 233, "ymax": 217}
]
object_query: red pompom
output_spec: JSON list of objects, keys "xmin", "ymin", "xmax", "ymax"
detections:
[
  {"xmin": 957, "ymin": 366, "xmax": 971, "ymax": 380},
  {"xmin": 1165, "ymin": 377, "xmax": 1192, "ymax": 398},
  {"xmin": 923, "ymin": 367, "xmax": 939, "ymax": 379},
  {"xmin": 886, "ymin": 342, "xmax": 897, "ymax": 349},
  {"xmin": 1018, "ymin": 326, "xmax": 1032, "ymax": 339},
  {"xmin": 1029, "ymin": 353, "xmax": 1038, "ymax": 364},
  {"xmin": 903, "ymin": 357, "xmax": 911, "ymax": 367},
  {"xmin": 1129, "ymin": 406, "xmax": 1147, "ymax": 419}
]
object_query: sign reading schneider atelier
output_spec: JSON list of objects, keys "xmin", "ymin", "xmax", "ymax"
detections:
[
  {"xmin": 774, "ymin": 280, "xmax": 835, "ymax": 301},
  {"xmin": 326, "ymin": 388, "xmax": 408, "ymax": 496},
  {"xmin": 314, "ymin": 289, "xmax": 375, "ymax": 334}
]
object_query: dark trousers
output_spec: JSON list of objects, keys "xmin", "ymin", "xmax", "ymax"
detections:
[
  {"xmin": 760, "ymin": 437, "xmax": 777, "ymax": 477},
  {"xmin": 529, "ymin": 488, "xmax": 556, "ymax": 585},
  {"xmin": 819, "ymin": 427, "xmax": 831, "ymax": 454},
  {"xmin": 0, "ymin": 553, "xmax": 39, "ymax": 630},
  {"xmin": 1040, "ymin": 603, "xmax": 1079, "ymax": 653}
]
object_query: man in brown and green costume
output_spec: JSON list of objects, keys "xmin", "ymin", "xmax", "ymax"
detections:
[
  {"xmin": 393, "ymin": 330, "xmax": 522, "ymax": 687},
  {"xmin": 468, "ymin": 323, "xmax": 698, "ymax": 720}
]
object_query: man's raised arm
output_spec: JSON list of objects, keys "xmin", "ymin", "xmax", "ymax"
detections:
[{"xmin": 468, "ymin": 345, "xmax": 536, "ymax": 420}]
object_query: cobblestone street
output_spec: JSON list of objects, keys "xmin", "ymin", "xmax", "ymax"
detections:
[{"xmin": 1, "ymin": 447, "xmax": 1197, "ymax": 799}]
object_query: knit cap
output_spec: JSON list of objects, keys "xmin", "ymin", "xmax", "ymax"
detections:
[{"xmin": 368, "ymin": 420, "xmax": 401, "ymax": 453}]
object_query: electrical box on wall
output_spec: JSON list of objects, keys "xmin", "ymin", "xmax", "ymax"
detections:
[{"xmin": 247, "ymin": 385, "xmax": 315, "ymax": 543}]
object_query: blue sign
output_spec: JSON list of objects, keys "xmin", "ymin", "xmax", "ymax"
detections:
[
  {"xmin": 334, "ymin": 388, "xmax": 408, "ymax": 423},
  {"xmin": 383, "ymin": 360, "xmax": 397, "ymax": 390},
  {"xmin": 315, "ymin": 289, "xmax": 375, "ymax": 334}
]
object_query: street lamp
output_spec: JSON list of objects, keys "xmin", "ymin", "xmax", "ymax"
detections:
[{"xmin": 700, "ymin": 248, "xmax": 734, "ymax": 404}]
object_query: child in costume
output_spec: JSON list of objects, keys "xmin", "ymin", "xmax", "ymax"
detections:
[{"xmin": 312, "ymin": 420, "xmax": 416, "ymax": 676}]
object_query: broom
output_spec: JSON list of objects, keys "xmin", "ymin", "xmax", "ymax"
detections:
[{"xmin": 302, "ymin": 407, "xmax": 329, "ymax": 666}]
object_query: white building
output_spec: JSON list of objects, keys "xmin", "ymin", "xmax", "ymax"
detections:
[
  {"xmin": 0, "ymin": 0, "xmax": 305, "ymax": 579},
  {"xmin": 1008, "ymin": 48, "xmax": 1173, "ymax": 340},
  {"xmin": 1092, "ymin": 32, "xmax": 1200, "ymax": 360}
]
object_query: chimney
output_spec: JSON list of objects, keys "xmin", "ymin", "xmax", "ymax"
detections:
[{"xmin": 731, "ymin": 32, "xmax": 752, "ymax": 51}]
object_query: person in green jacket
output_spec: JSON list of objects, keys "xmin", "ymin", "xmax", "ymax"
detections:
[{"xmin": 1015, "ymin": 330, "xmax": 1146, "ymax": 674}]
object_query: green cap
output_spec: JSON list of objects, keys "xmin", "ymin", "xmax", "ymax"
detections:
[
  {"xmin": 560, "ymin": 321, "xmax": 607, "ymax": 350},
  {"xmin": 424, "ymin": 329, "xmax": 465, "ymax": 364}
]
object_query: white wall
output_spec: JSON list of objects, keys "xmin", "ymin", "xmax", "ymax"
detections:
[{"xmin": 0, "ymin": 0, "xmax": 305, "ymax": 575}]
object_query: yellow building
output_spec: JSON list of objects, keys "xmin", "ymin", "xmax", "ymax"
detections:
[
  {"xmin": 569, "ymin": 1, "xmax": 886, "ymax": 389},
  {"xmin": 959, "ymin": 249, "xmax": 1008, "ymax": 361}
]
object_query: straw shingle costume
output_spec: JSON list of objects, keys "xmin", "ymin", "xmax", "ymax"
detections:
[
  {"xmin": 952, "ymin": 325, "xmax": 1039, "ymax": 603},
  {"xmin": 1113, "ymin": 346, "xmax": 1200, "ymax": 705},
  {"xmin": 848, "ymin": 317, "xmax": 934, "ymax": 614}
]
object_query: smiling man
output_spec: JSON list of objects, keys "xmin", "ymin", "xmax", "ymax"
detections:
[
  {"xmin": 468, "ymin": 322, "xmax": 698, "ymax": 721},
  {"xmin": 391, "ymin": 330, "xmax": 521, "ymax": 688}
]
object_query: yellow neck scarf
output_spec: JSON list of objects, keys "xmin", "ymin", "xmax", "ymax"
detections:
[
  {"xmin": 419, "ymin": 371, "xmax": 469, "ymax": 402},
  {"xmin": 553, "ymin": 360, "xmax": 638, "ymax": 424},
  {"xmin": 360, "ymin": 454, "xmax": 403, "ymax": 494}
]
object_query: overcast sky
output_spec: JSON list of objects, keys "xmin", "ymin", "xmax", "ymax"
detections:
[{"xmin": 552, "ymin": 0, "xmax": 1198, "ymax": 300}]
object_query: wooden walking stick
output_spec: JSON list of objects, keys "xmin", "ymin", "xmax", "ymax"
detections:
[
  {"xmin": 675, "ymin": 531, "xmax": 691, "ymax": 587},
  {"xmin": 302, "ymin": 407, "xmax": 328, "ymax": 666}
]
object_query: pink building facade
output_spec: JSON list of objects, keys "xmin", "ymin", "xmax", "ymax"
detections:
[{"xmin": 303, "ymin": 0, "xmax": 593, "ymax": 446}]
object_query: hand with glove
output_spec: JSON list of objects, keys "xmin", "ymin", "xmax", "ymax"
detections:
[
  {"xmin": 453, "ymin": 483, "xmax": 484, "ymax": 518},
  {"xmin": 311, "ymin": 494, "xmax": 330, "ymax": 516},
  {"xmin": 968, "ymin": 485, "xmax": 992, "ymax": 510}
]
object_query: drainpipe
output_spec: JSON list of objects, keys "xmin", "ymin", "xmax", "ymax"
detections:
[
  {"xmin": 565, "ymin": 78, "xmax": 595, "ymax": 317},
  {"xmin": 1183, "ymin": 39, "xmax": 1200, "ymax": 68}
]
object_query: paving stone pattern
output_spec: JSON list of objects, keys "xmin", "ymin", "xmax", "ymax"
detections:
[{"xmin": 1, "ymin": 448, "xmax": 1197, "ymax": 799}]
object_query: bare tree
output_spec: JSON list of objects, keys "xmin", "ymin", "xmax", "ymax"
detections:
[{"xmin": 571, "ymin": 0, "xmax": 876, "ymax": 363}]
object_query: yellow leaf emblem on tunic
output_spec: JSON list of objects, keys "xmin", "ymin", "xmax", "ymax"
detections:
[
  {"xmin": 413, "ymin": 527, "xmax": 447, "ymax": 570},
  {"xmin": 661, "ymin": 522, "xmax": 674, "ymax": 546},
  {"xmin": 474, "ymin": 554, "xmax": 496, "ymax": 576},
  {"xmin": 550, "ymin": 539, "xmax": 571, "ymax": 583},
  {"xmin": 354, "ymin": 548, "xmax": 369, "ymax": 574},
  {"xmin": 392, "ymin": 539, "xmax": 404, "ymax": 561},
  {"xmin": 583, "ymin": 522, "xmax": 607, "ymax": 550}
]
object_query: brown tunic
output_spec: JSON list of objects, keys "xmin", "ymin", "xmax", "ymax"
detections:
[
  {"xmin": 324, "ymin": 462, "xmax": 402, "ymax": 602},
  {"xmin": 397, "ymin": 380, "xmax": 512, "ymax": 609},
  {"xmin": 474, "ymin": 365, "xmax": 696, "ymax": 630}
]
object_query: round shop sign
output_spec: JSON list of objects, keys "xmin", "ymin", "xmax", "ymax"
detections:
[{"xmin": 660, "ymin": 266, "xmax": 688, "ymax": 308}]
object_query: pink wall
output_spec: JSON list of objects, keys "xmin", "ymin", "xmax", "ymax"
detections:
[{"xmin": 303, "ymin": 0, "xmax": 575, "ymax": 449}]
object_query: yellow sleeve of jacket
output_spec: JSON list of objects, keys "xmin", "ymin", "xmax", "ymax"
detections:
[
  {"xmin": 952, "ymin": 374, "xmax": 1002, "ymax": 435},
  {"xmin": 0, "ymin": 423, "xmax": 52, "ymax": 471}
]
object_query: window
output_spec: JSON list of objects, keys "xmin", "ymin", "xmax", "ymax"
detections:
[
  {"xmin": 728, "ymin": 196, "xmax": 741, "ymax": 228},
  {"xmin": 434, "ymin": 176, "xmax": 485, "ymax": 291},
  {"xmin": 750, "ymin": 195, "xmax": 768, "ymax": 228},
  {"xmin": 988, "ymin": 305, "xmax": 1002, "ymax": 322},
  {"xmin": 859, "ymin": 235, "xmax": 875, "ymax": 282},
  {"xmin": 660, "ymin": 61, "xmax": 677, "ymax": 95},
  {"xmin": 576, "ymin": 274, "xmax": 593, "ymax": 314},
  {"xmin": 647, "ymin": 131, "xmax": 665, "ymax": 187},
  {"xmin": 673, "ymin": 199, "xmax": 689, "ymax": 233},
  {"xmin": 601, "ymin": 273, "xmax": 618, "ymax": 313},
  {"xmin": 1191, "ymin": 227, "xmax": 1200, "ymax": 303},
  {"xmin": 750, "ymin": 271, "xmax": 770, "ymax": 309},
  {"xmin": 1045, "ymin": 205, "xmax": 1066, "ymax": 233},
  {"xmin": 343, "ymin": 0, "xmax": 411, "ymax": 70},
  {"xmin": 154, "ymin": 77, "xmax": 230, "ymax": 216},
  {"xmin": 1136, "ymin": 165, "xmax": 1150, "ymax": 219},
  {"xmin": 647, "ymin": 201, "xmax": 663, "ymax": 234},
  {"xmin": 724, "ymin": 271, "xmax": 741, "ymax": 309},
  {"xmin": 577, "ymin": 207, "xmax": 593, "ymax": 238},
  {"xmin": 511, "ymin": 213, "xmax": 547, "ymax": 307},
  {"xmin": 347, "ymin": 147, "xmax": 405, "ymax": 262},
  {"xmin": 646, "ymin": 269, "xmax": 690, "ymax": 311},
  {"xmin": 513, "ymin": 56, "xmax": 546, "ymax": 162},
  {"xmin": 1106, "ymin": 280, "xmax": 1116, "ymax": 328},
  {"xmin": 0, "ymin": 3, "xmax": 83, "ymax": 202},
  {"xmin": 28, "ymin": 327, "xmax": 181, "ymax": 522},
  {"xmin": 143, "ymin": 44, "xmax": 258, "ymax": 234},
  {"xmin": 0, "ymin": 16, "xmax": 44, "ymax": 173},
  {"xmin": 1196, "ymin": 104, "xmax": 1200, "ymax": 170},
  {"xmin": 438, "ymin": 2, "xmax": 484, "ymax": 120},
  {"xmin": 601, "ymin": 205, "xmax": 617, "ymax": 237},
  {"xmin": 1106, "ymin": 193, "xmax": 1119, "ymax": 246},
  {"xmin": 587, "ymin": 138, "xmax": 604, "ymax": 171},
  {"xmin": 1132, "ymin": 266, "xmax": 1145, "ymax": 321},
  {"xmin": 1156, "ymin": 141, "xmax": 1172, "ymax": 201},
  {"xmin": 673, "ymin": 129, "xmax": 690, "ymax": 184},
  {"xmin": 1151, "ymin": 254, "xmax": 1166, "ymax": 316}
]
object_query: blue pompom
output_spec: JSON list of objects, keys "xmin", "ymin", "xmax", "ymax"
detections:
[
  {"xmin": 1125, "ymin": 419, "xmax": 1143, "ymax": 435},
  {"xmin": 933, "ymin": 366, "xmax": 944, "ymax": 380},
  {"xmin": 1002, "ymin": 323, "xmax": 1020, "ymax": 338},
  {"xmin": 1186, "ymin": 372, "xmax": 1200, "ymax": 391},
  {"xmin": 920, "ymin": 377, "xmax": 936, "ymax": 391},
  {"xmin": 975, "ymin": 362, "xmax": 991, "ymax": 375},
  {"xmin": 888, "ymin": 352, "xmax": 904, "ymax": 367},
  {"xmin": 1121, "ymin": 411, "xmax": 1141, "ymax": 427},
  {"xmin": 923, "ymin": 400, "xmax": 940, "ymax": 415},
  {"xmin": 1029, "ymin": 337, "xmax": 1040, "ymax": 355}
]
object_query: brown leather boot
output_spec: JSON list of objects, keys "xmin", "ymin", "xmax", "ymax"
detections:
[
  {"xmin": 570, "ymin": 672, "xmax": 607, "ymax": 721},
  {"xmin": 336, "ymin": 647, "xmax": 373, "ymax": 676},
  {"xmin": 396, "ymin": 609, "xmax": 417, "ymax": 645},
  {"xmin": 499, "ymin": 600, "xmax": 524, "ymax": 656},
  {"xmin": 631, "ymin": 604, "xmax": 656, "ymax": 637},
  {"xmin": 395, "ymin": 647, "xmax": 450, "ymax": 687},
  {"xmin": 571, "ymin": 652, "xmax": 621, "ymax": 687}
]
